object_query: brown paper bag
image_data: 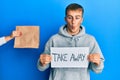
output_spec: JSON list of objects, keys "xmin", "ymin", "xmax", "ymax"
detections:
[{"xmin": 14, "ymin": 26, "xmax": 39, "ymax": 48}]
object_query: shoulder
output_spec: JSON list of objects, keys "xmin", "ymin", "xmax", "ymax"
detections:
[
  {"xmin": 84, "ymin": 34, "xmax": 96, "ymax": 41},
  {"xmin": 50, "ymin": 34, "xmax": 62, "ymax": 39},
  {"xmin": 47, "ymin": 34, "xmax": 61, "ymax": 41}
]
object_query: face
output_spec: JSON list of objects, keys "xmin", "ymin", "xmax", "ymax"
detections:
[{"xmin": 65, "ymin": 9, "xmax": 83, "ymax": 35}]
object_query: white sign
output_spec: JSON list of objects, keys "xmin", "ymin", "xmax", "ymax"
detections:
[{"xmin": 51, "ymin": 47, "xmax": 89, "ymax": 68}]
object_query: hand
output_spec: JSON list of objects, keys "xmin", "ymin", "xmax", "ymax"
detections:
[
  {"xmin": 10, "ymin": 31, "xmax": 22, "ymax": 38},
  {"xmin": 5, "ymin": 31, "xmax": 22, "ymax": 42},
  {"xmin": 40, "ymin": 54, "xmax": 52, "ymax": 66},
  {"xmin": 88, "ymin": 53, "xmax": 101, "ymax": 66}
]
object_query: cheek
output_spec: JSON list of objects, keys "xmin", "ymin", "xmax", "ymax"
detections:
[
  {"xmin": 67, "ymin": 20, "xmax": 72, "ymax": 24},
  {"xmin": 77, "ymin": 20, "xmax": 82, "ymax": 24}
]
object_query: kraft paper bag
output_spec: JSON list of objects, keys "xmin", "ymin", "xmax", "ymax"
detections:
[{"xmin": 14, "ymin": 26, "xmax": 39, "ymax": 48}]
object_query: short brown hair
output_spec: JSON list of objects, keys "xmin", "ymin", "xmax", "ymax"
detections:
[{"xmin": 65, "ymin": 3, "xmax": 84, "ymax": 17}]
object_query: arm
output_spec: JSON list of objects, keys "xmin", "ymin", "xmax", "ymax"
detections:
[
  {"xmin": 37, "ymin": 37, "xmax": 53, "ymax": 71},
  {"xmin": 0, "ymin": 31, "xmax": 21, "ymax": 46},
  {"xmin": 0, "ymin": 37, "xmax": 7, "ymax": 46},
  {"xmin": 88, "ymin": 37, "xmax": 105, "ymax": 73},
  {"xmin": 5, "ymin": 31, "xmax": 22, "ymax": 42}
]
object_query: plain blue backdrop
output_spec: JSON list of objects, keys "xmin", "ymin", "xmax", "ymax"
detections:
[{"xmin": 0, "ymin": 0, "xmax": 120, "ymax": 80}]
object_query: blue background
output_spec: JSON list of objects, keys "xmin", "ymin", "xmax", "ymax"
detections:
[{"xmin": 0, "ymin": 0, "xmax": 120, "ymax": 80}]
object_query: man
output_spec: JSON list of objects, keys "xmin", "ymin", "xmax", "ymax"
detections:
[
  {"xmin": 0, "ymin": 31, "xmax": 21, "ymax": 46},
  {"xmin": 37, "ymin": 3, "xmax": 104, "ymax": 80}
]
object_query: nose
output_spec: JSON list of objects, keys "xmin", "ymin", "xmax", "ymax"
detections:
[{"xmin": 72, "ymin": 18, "xmax": 76, "ymax": 24}]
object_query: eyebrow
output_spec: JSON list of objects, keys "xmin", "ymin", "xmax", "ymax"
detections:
[
  {"xmin": 67, "ymin": 15, "xmax": 81, "ymax": 17},
  {"xmin": 75, "ymin": 15, "xmax": 81, "ymax": 17}
]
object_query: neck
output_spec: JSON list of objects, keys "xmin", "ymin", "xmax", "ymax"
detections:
[{"xmin": 67, "ymin": 28, "xmax": 80, "ymax": 36}]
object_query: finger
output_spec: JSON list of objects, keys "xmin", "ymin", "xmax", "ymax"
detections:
[
  {"xmin": 40, "ymin": 57, "xmax": 51, "ymax": 63},
  {"xmin": 44, "ymin": 61, "xmax": 50, "ymax": 64},
  {"xmin": 20, "ymin": 32, "xmax": 22, "ymax": 36}
]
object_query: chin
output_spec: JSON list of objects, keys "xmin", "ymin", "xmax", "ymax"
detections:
[
  {"xmin": 71, "ymin": 30, "xmax": 76, "ymax": 33},
  {"xmin": 71, "ymin": 29, "xmax": 76, "ymax": 31}
]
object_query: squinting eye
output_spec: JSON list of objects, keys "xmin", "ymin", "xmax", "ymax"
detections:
[
  {"xmin": 76, "ymin": 17, "xmax": 80, "ymax": 19},
  {"xmin": 67, "ymin": 17, "xmax": 72, "ymax": 19}
]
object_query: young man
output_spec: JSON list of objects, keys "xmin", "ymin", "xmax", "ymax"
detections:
[
  {"xmin": 37, "ymin": 3, "xmax": 104, "ymax": 80},
  {"xmin": 0, "ymin": 31, "xmax": 21, "ymax": 46}
]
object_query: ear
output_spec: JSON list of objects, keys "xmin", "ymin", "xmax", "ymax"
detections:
[{"xmin": 64, "ymin": 16, "xmax": 67, "ymax": 22}]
